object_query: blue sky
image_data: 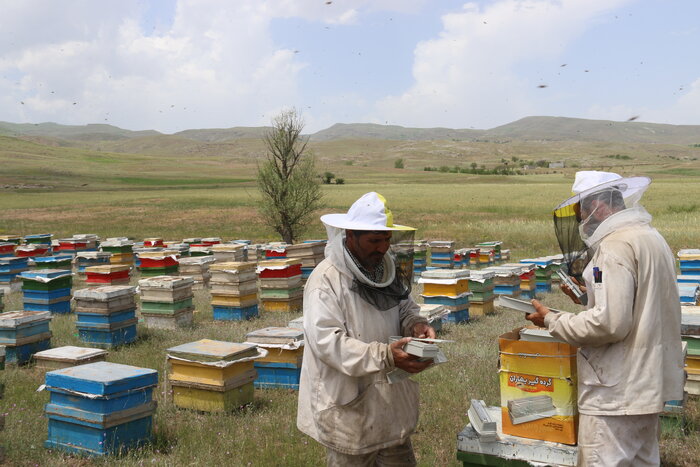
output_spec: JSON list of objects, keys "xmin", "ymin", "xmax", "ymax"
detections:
[{"xmin": 0, "ymin": 0, "xmax": 699, "ymax": 133}]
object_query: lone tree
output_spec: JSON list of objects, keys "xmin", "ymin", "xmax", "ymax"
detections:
[{"xmin": 257, "ymin": 109, "xmax": 324, "ymax": 244}]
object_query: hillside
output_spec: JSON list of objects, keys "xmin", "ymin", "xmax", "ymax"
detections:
[
  {"xmin": 310, "ymin": 123, "xmax": 482, "ymax": 141},
  {"xmin": 0, "ymin": 121, "xmax": 160, "ymax": 141},
  {"xmin": 173, "ymin": 127, "xmax": 270, "ymax": 142},
  {"xmin": 485, "ymin": 116, "xmax": 700, "ymax": 145}
]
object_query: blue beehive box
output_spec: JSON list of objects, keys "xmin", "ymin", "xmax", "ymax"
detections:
[
  {"xmin": 535, "ymin": 282, "xmax": 552, "ymax": 293},
  {"xmin": 5, "ymin": 338, "xmax": 52, "ymax": 364},
  {"xmin": 253, "ymin": 361, "xmax": 301, "ymax": 389},
  {"xmin": 422, "ymin": 294, "xmax": 470, "ymax": 309},
  {"xmin": 77, "ymin": 323, "xmax": 137, "ymax": 348},
  {"xmin": 0, "ymin": 256, "xmax": 30, "ymax": 272},
  {"xmin": 301, "ymin": 267, "xmax": 314, "ymax": 279},
  {"xmin": 0, "ymin": 311, "xmax": 53, "ymax": 360},
  {"xmin": 25, "ymin": 300, "xmax": 72, "ymax": 314},
  {"xmin": 494, "ymin": 285, "xmax": 520, "ymax": 296},
  {"xmin": 44, "ymin": 362, "xmax": 158, "ymax": 456},
  {"xmin": 23, "ymin": 288, "xmax": 72, "ymax": 302},
  {"xmin": 443, "ymin": 309, "xmax": 469, "ymax": 323},
  {"xmin": 213, "ymin": 304, "xmax": 259, "ymax": 321},
  {"xmin": 76, "ymin": 309, "xmax": 136, "ymax": 326}
]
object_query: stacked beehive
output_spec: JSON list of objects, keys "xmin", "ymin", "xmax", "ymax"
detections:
[
  {"xmin": 100, "ymin": 238, "xmax": 135, "ymax": 266},
  {"xmin": 23, "ymin": 233, "xmax": 52, "ymax": 245},
  {"xmin": 178, "ymin": 256, "xmax": 215, "ymax": 289},
  {"xmin": 15, "ymin": 243, "xmax": 51, "ymax": 258},
  {"xmin": 56, "ymin": 234, "xmax": 98, "ymax": 257},
  {"xmin": 33, "ymin": 255, "xmax": 72, "ymax": 270},
  {"xmin": 429, "ymin": 241, "xmax": 455, "ymax": 268},
  {"xmin": 20, "ymin": 269, "xmax": 72, "ymax": 314},
  {"xmin": 257, "ymin": 258, "xmax": 303, "ymax": 312},
  {"xmin": 679, "ymin": 249, "xmax": 700, "ymax": 276},
  {"xmin": 210, "ymin": 262, "xmax": 259, "ymax": 321},
  {"xmin": 476, "ymin": 241, "xmax": 503, "ymax": 262},
  {"xmin": 0, "ymin": 256, "xmax": 29, "ymax": 291},
  {"xmin": 167, "ymin": 339, "xmax": 261, "ymax": 412},
  {"xmin": 143, "ymin": 238, "xmax": 164, "ymax": 248},
  {"xmin": 468, "ymin": 270, "xmax": 496, "ymax": 316},
  {"xmin": 139, "ymin": 276, "xmax": 194, "ymax": 329},
  {"xmin": 137, "ymin": 250, "xmax": 180, "ymax": 277},
  {"xmin": 419, "ymin": 304, "xmax": 449, "ymax": 333},
  {"xmin": 520, "ymin": 257, "xmax": 555, "ymax": 294},
  {"xmin": 188, "ymin": 245, "xmax": 212, "ymax": 257},
  {"xmin": 74, "ymin": 286, "xmax": 138, "ymax": 348},
  {"xmin": 478, "ymin": 248, "xmax": 495, "ymax": 267},
  {"xmin": 84, "ymin": 264, "xmax": 131, "ymax": 286},
  {"xmin": 264, "ymin": 243, "xmax": 288, "ymax": 260},
  {"xmin": 44, "ymin": 362, "xmax": 158, "ymax": 456},
  {"xmin": 484, "ymin": 265, "xmax": 522, "ymax": 297},
  {"xmin": 245, "ymin": 327, "xmax": 304, "ymax": 389},
  {"xmin": 682, "ymin": 308, "xmax": 700, "ymax": 395},
  {"xmin": 0, "ymin": 311, "xmax": 52, "ymax": 364},
  {"xmin": 211, "ymin": 243, "xmax": 247, "ymax": 263},
  {"xmin": 502, "ymin": 263, "xmax": 536, "ymax": 299},
  {"xmin": 286, "ymin": 241, "xmax": 325, "ymax": 282},
  {"xmin": 420, "ymin": 269, "xmax": 471, "ymax": 323},
  {"xmin": 34, "ymin": 346, "xmax": 108, "ymax": 371},
  {"xmin": 412, "ymin": 241, "xmax": 429, "ymax": 279},
  {"xmin": 246, "ymin": 244, "xmax": 265, "ymax": 262},
  {"xmin": 468, "ymin": 248, "xmax": 480, "ymax": 268},
  {"xmin": 0, "ymin": 235, "xmax": 21, "ymax": 246},
  {"xmin": 75, "ymin": 251, "xmax": 112, "ymax": 279},
  {"xmin": 0, "ymin": 242, "xmax": 16, "ymax": 258}
]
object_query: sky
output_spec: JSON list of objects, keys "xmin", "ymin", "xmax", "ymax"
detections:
[{"xmin": 1, "ymin": 0, "xmax": 699, "ymax": 133}]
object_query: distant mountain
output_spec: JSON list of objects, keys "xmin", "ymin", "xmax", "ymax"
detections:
[
  {"xmin": 0, "ymin": 121, "xmax": 160, "ymax": 141},
  {"xmin": 484, "ymin": 116, "xmax": 700, "ymax": 145},
  {"xmin": 173, "ymin": 127, "xmax": 270, "ymax": 142},
  {"xmin": 310, "ymin": 123, "xmax": 483, "ymax": 141},
  {"xmin": 2, "ymin": 117, "xmax": 700, "ymax": 145}
]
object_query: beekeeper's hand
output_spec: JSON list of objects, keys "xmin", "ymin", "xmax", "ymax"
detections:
[
  {"xmin": 526, "ymin": 299, "xmax": 550, "ymax": 327},
  {"xmin": 390, "ymin": 337, "xmax": 433, "ymax": 374},
  {"xmin": 412, "ymin": 322, "xmax": 436, "ymax": 339},
  {"xmin": 560, "ymin": 276, "xmax": 586, "ymax": 305}
]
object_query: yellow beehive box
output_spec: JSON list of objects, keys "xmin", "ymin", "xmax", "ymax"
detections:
[
  {"xmin": 498, "ymin": 327, "xmax": 578, "ymax": 445},
  {"xmin": 421, "ymin": 280, "xmax": 469, "ymax": 297},
  {"xmin": 169, "ymin": 358, "xmax": 255, "ymax": 387},
  {"xmin": 256, "ymin": 347, "xmax": 304, "ymax": 365},
  {"xmin": 469, "ymin": 299, "xmax": 495, "ymax": 316},
  {"xmin": 262, "ymin": 298, "xmax": 303, "ymax": 312},
  {"xmin": 211, "ymin": 293, "xmax": 258, "ymax": 308},
  {"xmin": 172, "ymin": 381, "xmax": 254, "ymax": 412},
  {"xmin": 110, "ymin": 253, "xmax": 134, "ymax": 264}
]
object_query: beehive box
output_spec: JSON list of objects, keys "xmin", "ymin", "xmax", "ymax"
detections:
[
  {"xmin": 212, "ymin": 305, "xmax": 259, "ymax": 321},
  {"xmin": 138, "ymin": 276, "xmax": 193, "ymax": 302},
  {"xmin": 84, "ymin": 265, "xmax": 131, "ymax": 285},
  {"xmin": 44, "ymin": 362, "xmax": 157, "ymax": 456},
  {"xmin": 34, "ymin": 346, "xmax": 108, "ymax": 371},
  {"xmin": 262, "ymin": 297, "xmax": 303, "ymax": 313},
  {"xmin": 498, "ymin": 328, "xmax": 578, "ymax": 445},
  {"xmin": 0, "ymin": 311, "xmax": 53, "ymax": 363},
  {"xmin": 73, "ymin": 286, "xmax": 136, "ymax": 314},
  {"xmin": 142, "ymin": 309, "xmax": 194, "ymax": 329},
  {"xmin": 246, "ymin": 328, "xmax": 304, "ymax": 389}
]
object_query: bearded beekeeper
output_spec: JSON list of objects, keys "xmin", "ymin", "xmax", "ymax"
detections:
[
  {"xmin": 297, "ymin": 192, "xmax": 435, "ymax": 466},
  {"xmin": 527, "ymin": 171, "xmax": 684, "ymax": 466}
]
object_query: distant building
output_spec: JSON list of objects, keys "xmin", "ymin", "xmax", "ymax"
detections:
[{"xmin": 549, "ymin": 161, "xmax": 565, "ymax": 169}]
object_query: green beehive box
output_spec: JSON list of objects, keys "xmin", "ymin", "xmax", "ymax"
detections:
[
  {"xmin": 140, "ymin": 297, "xmax": 193, "ymax": 315},
  {"xmin": 21, "ymin": 276, "xmax": 72, "ymax": 291},
  {"xmin": 140, "ymin": 266, "xmax": 179, "ymax": 277}
]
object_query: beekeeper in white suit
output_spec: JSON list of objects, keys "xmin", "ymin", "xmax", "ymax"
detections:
[
  {"xmin": 297, "ymin": 192, "xmax": 435, "ymax": 466},
  {"xmin": 527, "ymin": 171, "xmax": 684, "ymax": 466}
]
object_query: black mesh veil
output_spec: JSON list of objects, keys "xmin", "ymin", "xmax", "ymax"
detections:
[
  {"xmin": 553, "ymin": 200, "xmax": 589, "ymax": 282},
  {"xmin": 349, "ymin": 229, "xmax": 416, "ymax": 311}
]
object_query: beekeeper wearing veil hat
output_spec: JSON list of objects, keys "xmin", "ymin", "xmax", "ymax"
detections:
[
  {"xmin": 527, "ymin": 171, "xmax": 684, "ymax": 466},
  {"xmin": 297, "ymin": 192, "xmax": 435, "ymax": 466}
]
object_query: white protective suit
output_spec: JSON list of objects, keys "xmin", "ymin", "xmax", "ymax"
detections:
[
  {"xmin": 545, "ymin": 206, "xmax": 684, "ymax": 416},
  {"xmin": 297, "ymin": 226, "xmax": 428, "ymax": 456}
]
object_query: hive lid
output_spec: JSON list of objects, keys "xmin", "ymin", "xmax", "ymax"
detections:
[
  {"xmin": 210, "ymin": 261, "xmax": 257, "ymax": 272},
  {"xmin": 138, "ymin": 276, "xmax": 194, "ymax": 289},
  {"xmin": 245, "ymin": 327, "xmax": 304, "ymax": 344},
  {"xmin": 84, "ymin": 264, "xmax": 131, "ymax": 274},
  {"xmin": 73, "ymin": 285, "xmax": 136, "ymax": 301},
  {"xmin": 0, "ymin": 310, "xmax": 52, "ymax": 327},
  {"xmin": 178, "ymin": 256, "xmax": 217, "ymax": 265},
  {"xmin": 420, "ymin": 269, "xmax": 470, "ymax": 280},
  {"xmin": 45, "ymin": 361, "xmax": 158, "ymax": 395},
  {"xmin": 34, "ymin": 346, "xmax": 108, "ymax": 362},
  {"xmin": 257, "ymin": 258, "xmax": 302, "ymax": 269},
  {"xmin": 167, "ymin": 339, "xmax": 258, "ymax": 362},
  {"xmin": 19, "ymin": 269, "xmax": 72, "ymax": 281},
  {"xmin": 468, "ymin": 270, "xmax": 496, "ymax": 281}
]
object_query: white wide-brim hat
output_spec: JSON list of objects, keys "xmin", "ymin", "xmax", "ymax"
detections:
[
  {"xmin": 557, "ymin": 171, "xmax": 651, "ymax": 209},
  {"xmin": 321, "ymin": 192, "xmax": 414, "ymax": 231}
]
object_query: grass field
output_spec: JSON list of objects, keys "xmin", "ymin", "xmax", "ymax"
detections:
[{"xmin": 1, "ymin": 135, "xmax": 699, "ymax": 465}]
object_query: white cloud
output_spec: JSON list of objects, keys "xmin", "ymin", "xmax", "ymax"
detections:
[{"xmin": 374, "ymin": 0, "xmax": 635, "ymax": 129}]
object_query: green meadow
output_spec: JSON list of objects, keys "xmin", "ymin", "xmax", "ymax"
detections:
[{"xmin": 0, "ymin": 133, "xmax": 699, "ymax": 465}]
